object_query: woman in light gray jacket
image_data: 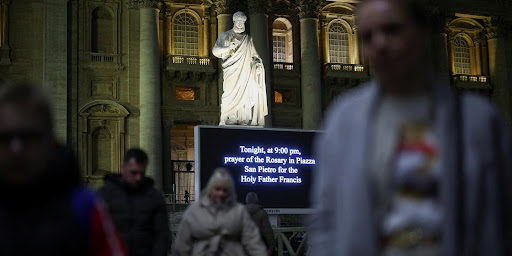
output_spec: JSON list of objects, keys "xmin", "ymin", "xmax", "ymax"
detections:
[{"xmin": 174, "ymin": 168, "xmax": 267, "ymax": 256}]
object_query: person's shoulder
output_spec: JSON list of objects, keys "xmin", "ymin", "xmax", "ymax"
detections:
[
  {"xmin": 232, "ymin": 202, "xmax": 249, "ymax": 212},
  {"xmin": 460, "ymin": 92, "xmax": 507, "ymax": 133},
  {"xmin": 144, "ymin": 184, "xmax": 166, "ymax": 202},
  {"xmin": 321, "ymin": 81, "xmax": 375, "ymax": 128},
  {"xmin": 461, "ymin": 92, "xmax": 498, "ymax": 116},
  {"xmin": 98, "ymin": 174, "xmax": 122, "ymax": 193},
  {"xmin": 331, "ymin": 81, "xmax": 374, "ymax": 109}
]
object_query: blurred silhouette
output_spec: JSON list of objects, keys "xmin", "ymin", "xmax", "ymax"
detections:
[
  {"xmin": 309, "ymin": 0, "xmax": 512, "ymax": 255},
  {"xmin": 0, "ymin": 82, "xmax": 126, "ymax": 256},
  {"xmin": 184, "ymin": 190, "xmax": 190, "ymax": 204},
  {"xmin": 99, "ymin": 148, "xmax": 170, "ymax": 256},
  {"xmin": 245, "ymin": 192, "xmax": 276, "ymax": 256},
  {"xmin": 174, "ymin": 167, "xmax": 267, "ymax": 256}
]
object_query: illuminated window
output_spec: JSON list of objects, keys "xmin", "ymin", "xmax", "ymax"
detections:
[
  {"xmin": 273, "ymin": 35, "xmax": 286, "ymax": 62},
  {"xmin": 274, "ymin": 89, "xmax": 292, "ymax": 103},
  {"xmin": 176, "ymin": 87, "xmax": 197, "ymax": 101},
  {"xmin": 91, "ymin": 7, "xmax": 113, "ymax": 53},
  {"xmin": 173, "ymin": 13, "xmax": 198, "ymax": 56},
  {"xmin": 275, "ymin": 90, "xmax": 283, "ymax": 103},
  {"xmin": 272, "ymin": 18, "xmax": 293, "ymax": 63},
  {"xmin": 329, "ymin": 22, "xmax": 349, "ymax": 64},
  {"xmin": 453, "ymin": 36, "xmax": 471, "ymax": 75}
]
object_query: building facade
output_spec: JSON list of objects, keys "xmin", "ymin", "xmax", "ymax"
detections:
[{"xmin": 0, "ymin": 0, "xmax": 511, "ymax": 196}]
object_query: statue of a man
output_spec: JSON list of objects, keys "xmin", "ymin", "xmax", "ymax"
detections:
[{"xmin": 213, "ymin": 11, "xmax": 268, "ymax": 126}]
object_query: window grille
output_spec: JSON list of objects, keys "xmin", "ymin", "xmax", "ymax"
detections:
[
  {"xmin": 454, "ymin": 36, "xmax": 471, "ymax": 75},
  {"xmin": 329, "ymin": 22, "xmax": 349, "ymax": 64},
  {"xmin": 173, "ymin": 13, "xmax": 198, "ymax": 56}
]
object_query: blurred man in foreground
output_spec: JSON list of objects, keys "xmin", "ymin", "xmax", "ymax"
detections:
[
  {"xmin": 99, "ymin": 148, "xmax": 170, "ymax": 256},
  {"xmin": 309, "ymin": 0, "xmax": 512, "ymax": 255},
  {"xmin": 0, "ymin": 82, "xmax": 126, "ymax": 256}
]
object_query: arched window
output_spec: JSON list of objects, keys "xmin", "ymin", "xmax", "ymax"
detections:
[
  {"xmin": 453, "ymin": 36, "xmax": 471, "ymax": 75},
  {"xmin": 91, "ymin": 7, "xmax": 113, "ymax": 53},
  {"xmin": 328, "ymin": 22, "xmax": 349, "ymax": 64},
  {"xmin": 173, "ymin": 13, "xmax": 198, "ymax": 56},
  {"xmin": 272, "ymin": 18, "xmax": 293, "ymax": 63}
]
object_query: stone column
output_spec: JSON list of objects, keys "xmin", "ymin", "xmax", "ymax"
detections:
[
  {"xmin": 487, "ymin": 19, "xmax": 512, "ymax": 128},
  {"xmin": 43, "ymin": 0, "xmax": 68, "ymax": 142},
  {"xmin": 0, "ymin": 0, "xmax": 11, "ymax": 65},
  {"xmin": 298, "ymin": 0, "xmax": 322, "ymax": 129},
  {"xmin": 249, "ymin": 0, "xmax": 272, "ymax": 127},
  {"xmin": 202, "ymin": 4, "xmax": 211, "ymax": 56},
  {"xmin": 138, "ymin": 0, "xmax": 163, "ymax": 190},
  {"xmin": 321, "ymin": 20, "xmax": 329, "ymax": 64},
  {"xmin": 474, "ymin": 38, "xmax": 481, "ymax": 75},
  {"xmin": 353, "ymin": 28, "xmax": 360, "ymax": 64},
  {"xmin": 430, "ymin": 13, "xmax": 450, "ymax": 84},
  {"xmin": 165, "ymin": 9, "xmax": 172, "ymax": 56},
  {"xmin": 214, "ymin": 0, "xmax": 234, "ymax": 111},
  {"xmin": 203, "ymin": 16, "xmax": 210, "ymax": 56}
]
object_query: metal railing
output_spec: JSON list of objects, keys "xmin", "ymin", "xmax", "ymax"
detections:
[
  {"xmin": 169, "ymin": 227, "xmax": 310, "ymax": 256},
  {"xmin": 452, "ymin": 74, "xmax": 489, "ymax": 83},
  {"xmin": 90, "ymin": 52, "xmax": 117, "ymax": 64},
  {"xmin": 163, "ymin": 193, "xmax": 195, "ymax": 205},
  {"xmin": 275, "ymin": 227, "xmax": 310, "ymax": 256},
  {"xmin": 274, "ymin": 62, "xmax": 294, "ymax": 71},
  {"xmin": 327, "ymin": 63, "xmax": 366, "ymax": 72},
  {"xmin": 172, "ymin": 160, "xmax": 194, "ymax": 172},
  {"xmin": 166, "ymin": 55, "xmax": 214, "ymax": 66}
]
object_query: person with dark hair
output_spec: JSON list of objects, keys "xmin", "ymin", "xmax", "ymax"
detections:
[
  {"xmin": 309, "ymin": 0, "xmax": 512, "ymax": 255},
  {"xmin": 99, "ymin": 148, "xmax": 170, "ymax": 256},
  {"xmin": 0, "ymin": 82, "xmax": 126, "ymax": 256},
  {"xmin": 245, "ymin": 192, "xmax": 276, "ymax": 255},
  {"xmin": 174, "ymin": 168, "xmax": 267, "ymax": 256}
]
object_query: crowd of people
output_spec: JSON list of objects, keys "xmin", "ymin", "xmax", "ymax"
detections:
[{"xmin": 0, "ymin": 0, "xmax": 510, "ymax": 255}]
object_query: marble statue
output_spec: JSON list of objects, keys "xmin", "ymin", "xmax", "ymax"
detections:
[{"xmin": 213, "ymin": 11, "xmax": 268, "ymax": 126}]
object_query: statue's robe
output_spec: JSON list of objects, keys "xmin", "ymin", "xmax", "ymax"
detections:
[{"xmin": 213, "ymin": 30, "xmax": 268, "ymax": 126}]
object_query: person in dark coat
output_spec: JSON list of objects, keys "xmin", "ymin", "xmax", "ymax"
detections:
[
  {"xmin": 245, "ymin": 192, "xmax": 276, "ymax": 255},
  {"xmin": 0, "ymin": 82, "xmax": 126, "ymax": 256},
  {"xmin": 99, "ymin": 148, "xmax": 170, "ymax": 256}
]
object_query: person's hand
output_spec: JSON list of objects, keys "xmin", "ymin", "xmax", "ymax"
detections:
[{"xmin": 229, "ymin": 39, "xmax": 239, "ymax": 50}]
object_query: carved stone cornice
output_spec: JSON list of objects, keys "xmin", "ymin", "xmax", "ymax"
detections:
[
  {"xmin": 248, "ymin": 0, "xmax": 270, "ymax": 14},
  {"xmin": 485, "ymin": 17, "xmax": 512, "ymax": 39},
  {"xmin": 296, "ymin": 0, "xmax": 322, "ymax": 19},
  {"xmin": 214, "ymin": 0, "xmax": 236, "ymax": 15},
  {"xmin": 490, "ymin": 0, "xmax": 512, "ymax": 7},
  {"xmin": 127, "ymin": 0, "xmax": 159, "ymax": 10}
]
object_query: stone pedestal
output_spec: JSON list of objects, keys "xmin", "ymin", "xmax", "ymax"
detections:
[
  {"xmin": 139, "ymin": 3, "xmax": 163, "ymax": 190},
  {"xmin": 43, "ymin": 0, "xmax": 68, "ymax": 142}
]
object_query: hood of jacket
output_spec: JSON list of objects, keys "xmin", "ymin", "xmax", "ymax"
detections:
[{"xmin": 0, "ymin": 144, "xmax": 81, "ymax": 208}]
